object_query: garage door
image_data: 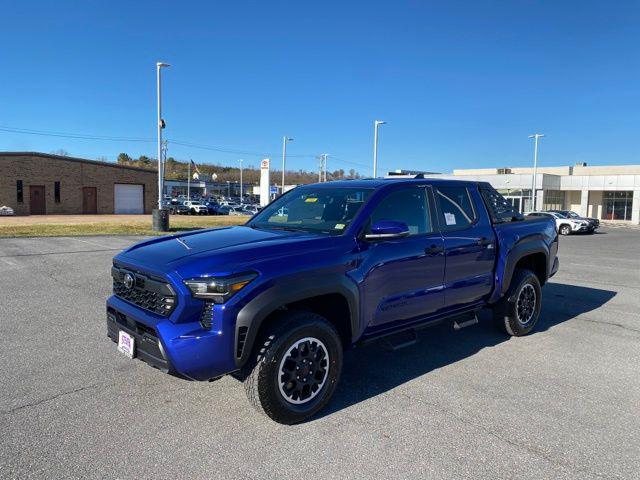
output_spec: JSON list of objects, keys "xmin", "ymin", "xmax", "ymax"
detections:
[{"xmin": 114, "ymin": 184, "xmax": 144, "ymax": 214}]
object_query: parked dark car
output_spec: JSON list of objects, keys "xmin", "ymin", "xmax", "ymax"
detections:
[
  {"xmin": 167, "ymin": 200, "xmax": 189, "ymax": 215},
  {"xmin": 205, "ymin": 201, "xmax": 220, "ymax": 215}
]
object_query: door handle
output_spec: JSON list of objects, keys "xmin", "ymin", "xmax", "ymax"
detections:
[{"xmin": 425, "ymin": 244, "xmax": 444, "ymax": 255}]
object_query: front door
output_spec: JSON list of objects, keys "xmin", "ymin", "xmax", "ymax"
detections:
[
  {"xmin": 359, "ymin": 186, "xmax": 445, "ymax": 333},
  {"xmin": 433, "ymin": 184, "xmax": 496, "ymax": 309},
  {"xmin": 82, "ymin": 187, "xmax": 97, "ymax": 214},
  {"xmin": 29, "ymin": 185, "xmax": 46, "ymax": 215}
]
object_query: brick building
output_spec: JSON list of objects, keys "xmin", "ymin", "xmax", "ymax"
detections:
[{"xmin": 0, "ymin": 152, "xmax": 158, "ymax": 215}]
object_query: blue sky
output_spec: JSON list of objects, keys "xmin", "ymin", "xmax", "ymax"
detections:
[{"xmin": 1, "ymin": 1, "xmax": 639, "ymax": 175}]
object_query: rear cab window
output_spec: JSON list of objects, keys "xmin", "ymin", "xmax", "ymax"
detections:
[{"xmin": 434, "ymin": 186, "xmax": 476, "ymax": 230}]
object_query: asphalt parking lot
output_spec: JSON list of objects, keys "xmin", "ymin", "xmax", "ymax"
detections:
[{"xmin": 1, "ymin": 228, "xmax": 639, "ymax": 479}]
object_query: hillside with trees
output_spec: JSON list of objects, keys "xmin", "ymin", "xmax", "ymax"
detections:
[{"xmin": 115, "ymin": 153, "xmax": 362, "ymax": 184}]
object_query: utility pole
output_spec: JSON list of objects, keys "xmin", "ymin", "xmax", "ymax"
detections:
[
  {"xmin": 373, "ymin": 120, "xmax": 386, "ymax": 178},
  {"xmin": 528, "ymin": 133, "xmax": 544, "ymax": 211},
  {"xmin": 322, "ymin": 154, "xmax": 329, "ymax": 182},
  {"xmin": 281, "ymin": 136, "xmax": 293, "ymax": 194},
  {"xmin": 187, "ymin": 159, "xmax": 191, "ymax": 201},
  {"xmin": 238, "ymin": 159, "xmax": 244, "ymax": 202}
]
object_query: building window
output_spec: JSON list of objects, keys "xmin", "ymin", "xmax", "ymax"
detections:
[
  {"xmin": 603, "ymin": 191, "xmax": 633, "ymax": 221},
  {"xmin": 17, "ymin": 180, "xmax": 23, "ymax": 203},
  {"xmin": 497, "ymin": 189, "xmax": 532, "ymax": 213},
  {"xmin": 54, "ymin": 181, "xmax": 61, "ymax": 203},
  {"xmin": 543, "ymin": 190, "xmax": 564, "ymax": 211}
]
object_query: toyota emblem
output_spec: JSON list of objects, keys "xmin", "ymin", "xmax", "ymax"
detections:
[{"xmin": 123, "ymin": 272, "xmax": 135, "ymax": 289}]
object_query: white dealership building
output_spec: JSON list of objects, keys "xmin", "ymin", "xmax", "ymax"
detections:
[{"xmin": 390, "ymin": 163, "xmax": 640, "ymax": 224}]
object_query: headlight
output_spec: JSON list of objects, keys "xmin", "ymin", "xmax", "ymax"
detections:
[{"xmin": 184, "ymin": 272, "xmax": 257, "ymax": 303}]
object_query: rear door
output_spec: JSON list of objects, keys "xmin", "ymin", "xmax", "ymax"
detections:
[{"xmin": 434, "ymin": 184, "xmax": 496, "ymax": 309}]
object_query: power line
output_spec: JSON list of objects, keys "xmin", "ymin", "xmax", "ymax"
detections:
[
  {"xmin": 0, "ymin": 125, "xmax": 154, "ymax": 142},
  {"xmin": 0, "ymin": 123, "xmax": 373, "ymax": 171}
]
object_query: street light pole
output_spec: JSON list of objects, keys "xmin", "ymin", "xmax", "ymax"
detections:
[
  {"xmin": 373, "ymin": 120, "xmax": 386, "ymax": 178},
  {"xmin": 238, "ymin": 159, "xmax": 244, "ymax": 201},
  {"xmin": 282, "ymin": 136, "xmax": 293, "ymax": 194},
  {"xmin": 528, "ymin": 133, "xmax": 544, "ymax": 211},
  {"xmin": 156, "ymin": 62, "xmax": 170, "ymax": 209}
]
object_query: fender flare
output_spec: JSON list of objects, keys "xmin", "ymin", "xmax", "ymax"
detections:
[
  {"xmin": 500, "ymin": 238, "xmax": 549, "ymax": 296},
  {"xmin": 234, "ymin": 273, "xmax": 360, "ymax": 368}
]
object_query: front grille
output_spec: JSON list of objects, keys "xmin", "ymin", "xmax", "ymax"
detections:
[{"xmin": 112, "ymin": 266, "xmax": 176, "ymax": 316}]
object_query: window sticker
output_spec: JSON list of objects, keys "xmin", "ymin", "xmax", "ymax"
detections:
[
  {"xmin": 334, "ymin": 223, "xmax": 345, "ymax": 230},
  {"xmin": 444, "ymin": 212, "xmax": 457, "ymax": 225},
  {"xmin": 305, "ymin": 197, "xmax": 318, "ymax": 203}
]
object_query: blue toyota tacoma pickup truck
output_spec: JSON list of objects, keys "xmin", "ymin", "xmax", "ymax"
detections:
[{"xmin": 107, "ymin": 178, "xmax": 559, "ymax": 424}]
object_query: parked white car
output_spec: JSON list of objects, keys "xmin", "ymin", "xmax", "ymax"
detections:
[
  {"xmin": 527, "ymin": 211, "xmax": 591, "ymax": 235},
  {"xmin": 182, "ymin": 201, "xmax": 209, "ymax": 215},
  {"xmin": 0, "ymin": 206, "xmax": 15, "ymax": 216}
]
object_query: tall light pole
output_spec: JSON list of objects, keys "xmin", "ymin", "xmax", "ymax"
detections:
[
  {"xmin": 156, "ymin": 62, "xmax": 170, "ymax": 210},
  {"xmin": 528, "ymin": 133, "xmax": 544, "ymax": 211},
  {"xmin": 281, "ymin": 136, "xmax": 293, "ymax": 194},
  {"xmin": 238, "ymin": 159, "xmax": 244, "ymax": 201},
  {"xmin": 373, "ymin": 120, "xmax": 386, "ymax": 178}
]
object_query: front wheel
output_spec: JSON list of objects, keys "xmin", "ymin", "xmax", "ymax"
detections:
[
  {"xmin": 243, "ymin": 311, "xmax": 343, "ymax": 424},
  {"xmin": 493, "ymin": 268, "xmax": 542, "ymax": 336},
  {"xmin": 559, "ymin": 224, "xmax": 572, "ymax": 235}
]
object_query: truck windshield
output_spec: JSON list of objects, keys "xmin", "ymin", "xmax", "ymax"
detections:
[{"xmin": 249, "ymin": 187, "xmax": 373, "ymax": 234}]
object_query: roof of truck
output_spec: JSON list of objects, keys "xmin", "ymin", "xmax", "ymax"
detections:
[{"xmin": 309, "ymin": 177, "xmax": 482, "ymax": 189}]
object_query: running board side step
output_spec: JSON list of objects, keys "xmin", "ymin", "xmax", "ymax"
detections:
[
  {"xmin": 382, "ymin": 329, "xmax": 418, "ymax": 351},
  {"xmin": 453, "ymin": 313, "xmax": 479, "ymax": 330}
]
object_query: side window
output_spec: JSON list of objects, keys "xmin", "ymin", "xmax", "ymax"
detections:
[
  {"xmin": 435, "ymin": 186, "xmax": 476, "ymax": 230},
  {"xmin": 368, "ymin": 188, "xmax": 431, "ymax": 236}
]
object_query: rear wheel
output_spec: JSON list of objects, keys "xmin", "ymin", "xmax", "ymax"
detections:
[
  {"xmin": 243, "ymin": 311, "xmax": 343, "ymax": 424},
  {"xmin": 493, "ymin": 268, "xmax": 542, "ymax": 336},
  {"xmin": 559, "ymin": 224, "xmax": 571, "ymax": 235}
]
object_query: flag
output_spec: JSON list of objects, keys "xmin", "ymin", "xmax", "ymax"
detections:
[{"xmin": 190, "ymin": 159, "xmax": 200, "ymax": 179}]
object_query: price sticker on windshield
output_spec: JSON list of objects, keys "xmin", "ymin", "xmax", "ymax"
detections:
[{"xmin": 305, "ymin": 197, "xmax": 318, "ymax": 203}]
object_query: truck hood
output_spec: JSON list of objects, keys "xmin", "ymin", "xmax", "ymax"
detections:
[{"xmin": 117, "ymin": 226, "xmax": 338, "ymax": 278}]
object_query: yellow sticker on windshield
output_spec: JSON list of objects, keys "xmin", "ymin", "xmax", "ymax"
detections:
[
  {"xmin": 335, "ymin": 223, "xmax": 345, "ymax": 230},
  {"xmin": 305, "ymin": 197, "xmax": 318, "ymax": 203}
]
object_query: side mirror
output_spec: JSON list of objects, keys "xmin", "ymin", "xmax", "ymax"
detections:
[{"xmin": 365, "ymin": 220, "xmax": 410, "ymax": 240}]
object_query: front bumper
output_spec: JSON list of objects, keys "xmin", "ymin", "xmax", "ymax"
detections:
[
  {"xmin": 106, "ymin": 295, "xmax": 239, "ymax": 381},
  {"xmin": 572, "ymin": 224, "xmax": 592, "ymax": 232}
]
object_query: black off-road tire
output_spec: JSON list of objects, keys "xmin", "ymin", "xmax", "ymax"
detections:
[
  {"xmin": 493, "ymin": 268, "xmax": 542, "ymax": 336},
  {"xmin": 242, "ymin": 311, "xmax": 343, "ymax": 424},
  {"xmin": 559, "ymin": 224, "xmax": 572, "ymax": 235}
]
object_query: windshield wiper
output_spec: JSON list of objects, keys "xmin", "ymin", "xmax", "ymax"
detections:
[{"xmin": 263, "ymin": 225, "xmax": 305, "ymax": 232}]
